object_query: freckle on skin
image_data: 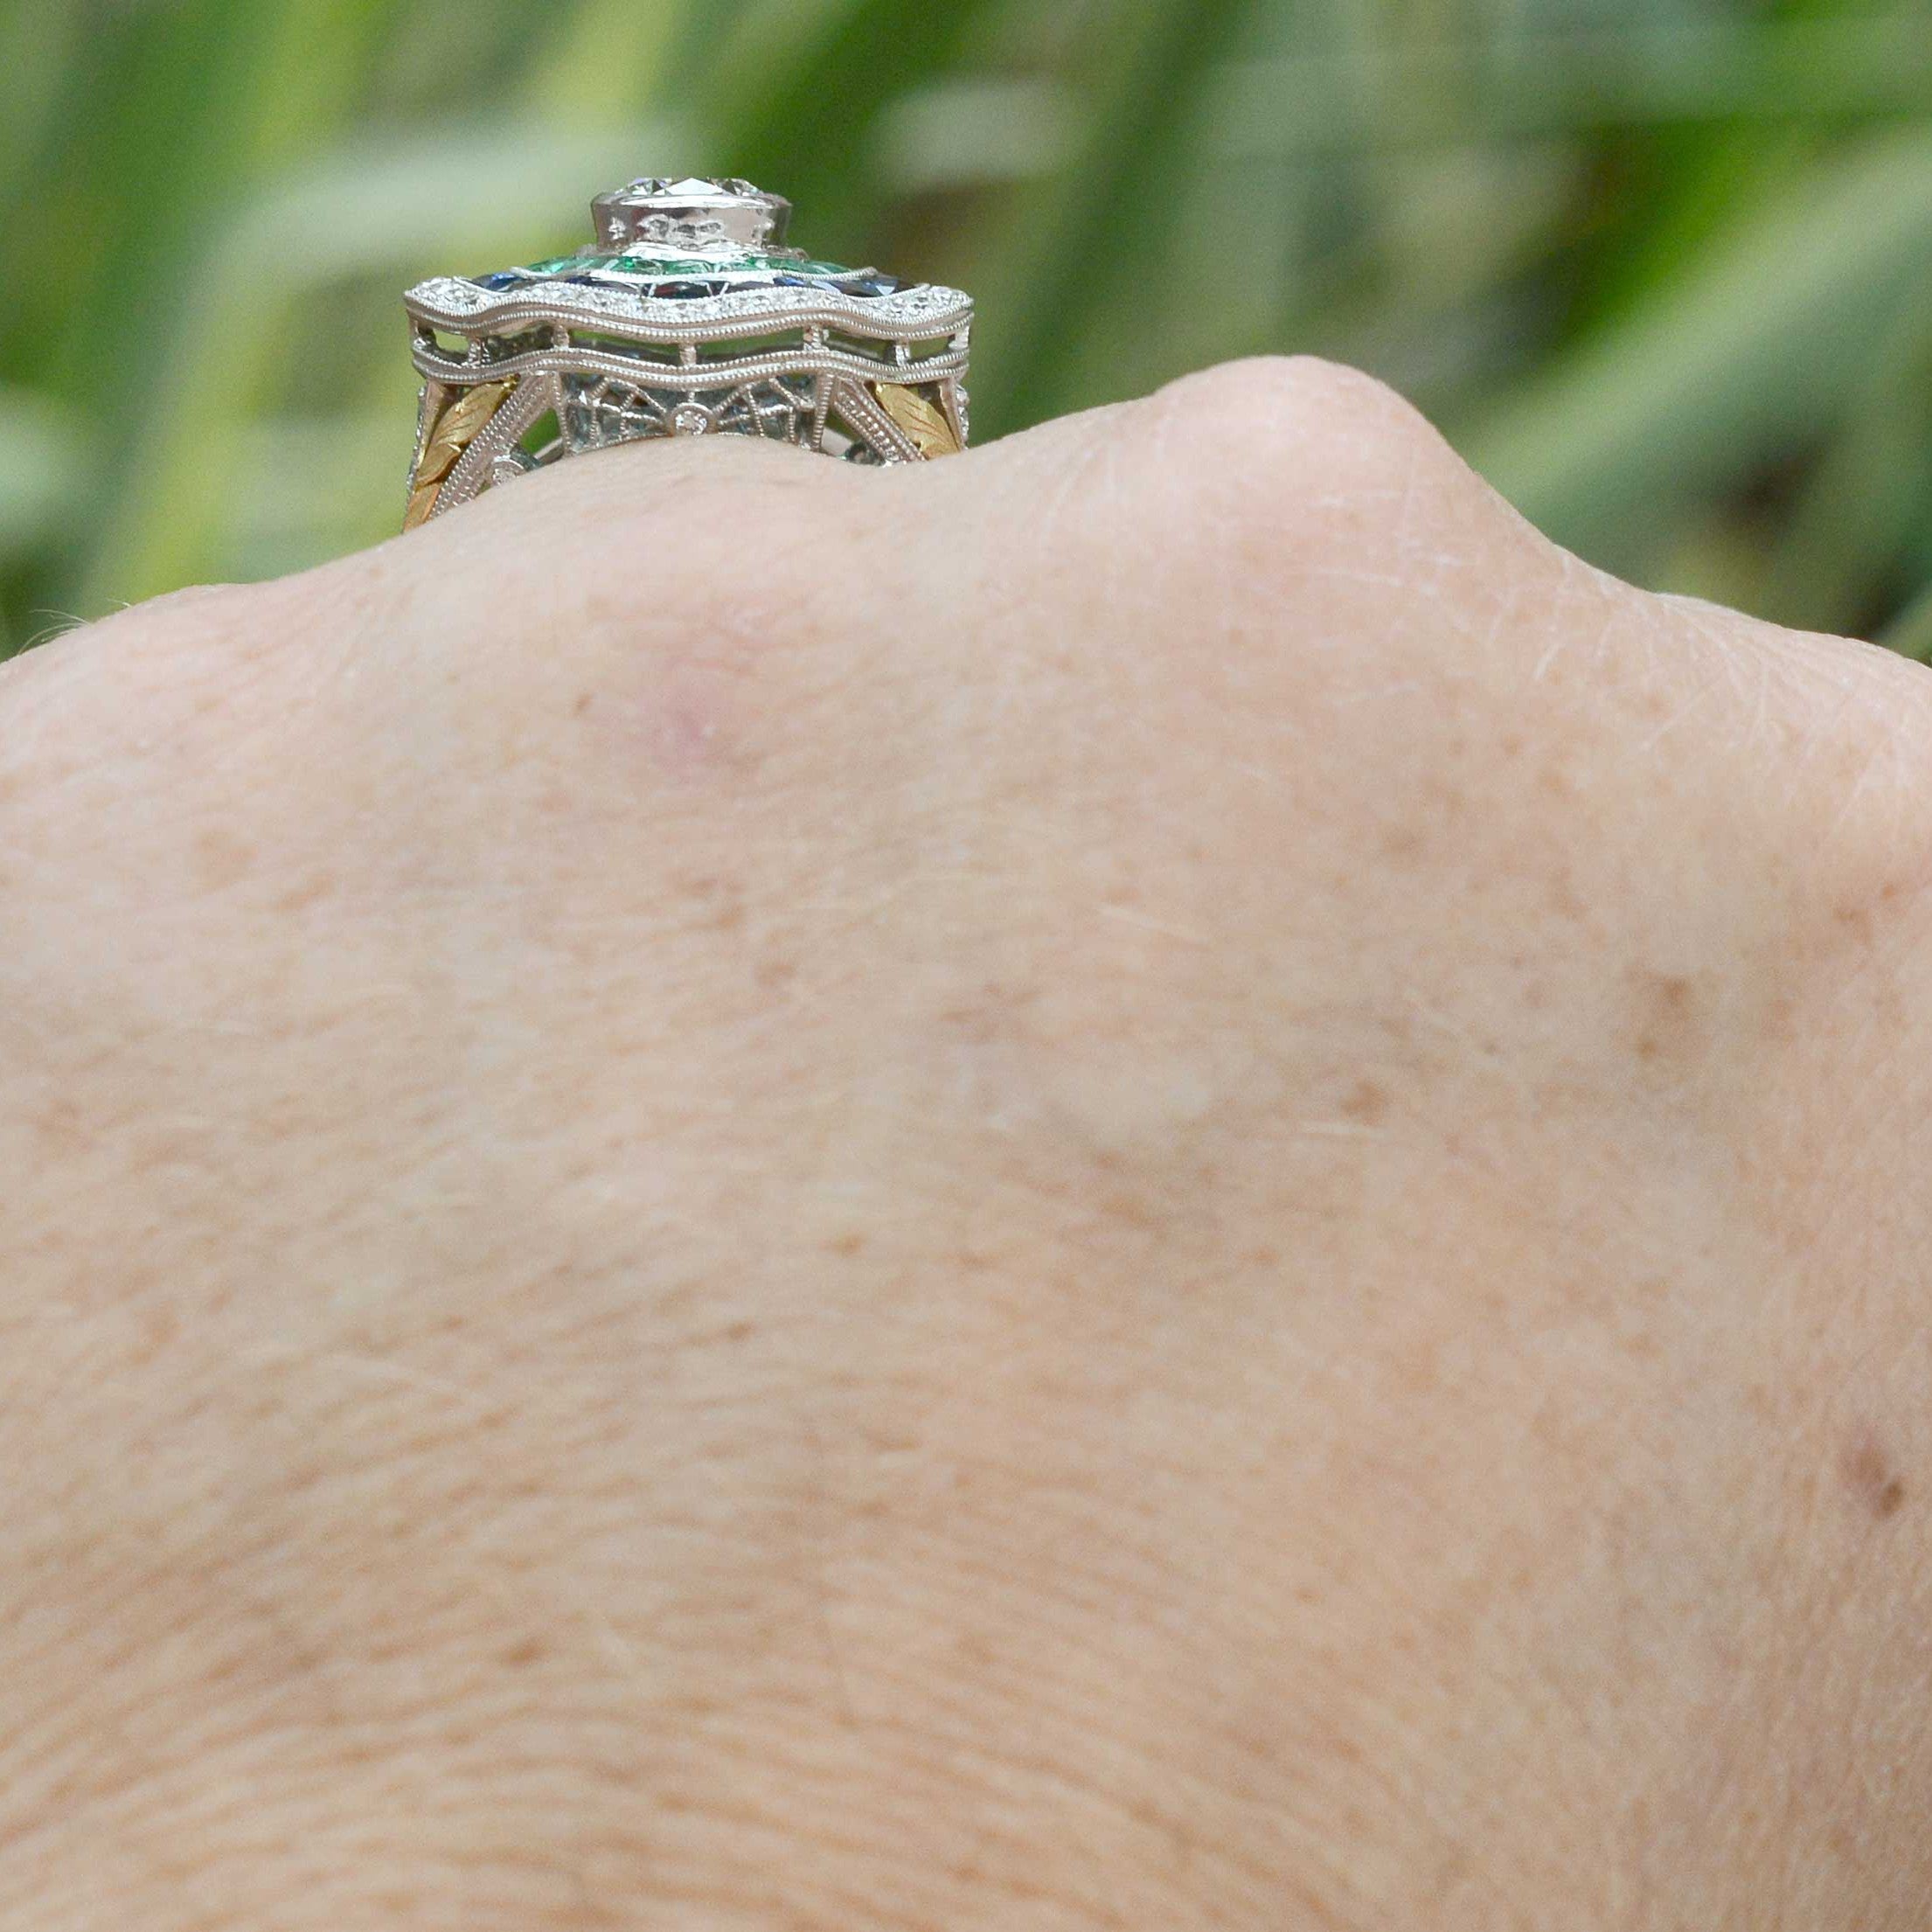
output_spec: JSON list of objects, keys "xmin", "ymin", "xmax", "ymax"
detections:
[
  {"xmin": 194, "ymin": 826, "xmax": 256, "ymax": 892},
  {"xmin": 1096, "ymin": 1189, "xmax": 1163, "ymax": 1234},
  {"xmin": 32, "ymin": 1095, "xmax": 90, "ymax": 1159},
  {"xmin": 1539, "ymin": 864, "xmax": 1584, "ymax": 922},
  {"xmin": 1844, "ymin": 1433, "xmax": 1908, "ymax": 1521},
  {"xmin": 675, "ymin": 872, "xmax": 746, "ymax": 933},
  {"xmin": 128, "ymin": 1310, "xmax": 181, "ymax": 1369},
  {"xmin": 1341, "ymin": 1079, "xmax": 1390, "ymax": 1125},
  {"xmin": 1424, "ymin": 777, "xmax": 1467, "ymax": 826},
  {"xmin": 274, "ymin": 872, "xmax": 336, "ymax": 914},
  {"xmin": 1633, "ymin": 971, "xmax": 1699, "ymax": 1066}
]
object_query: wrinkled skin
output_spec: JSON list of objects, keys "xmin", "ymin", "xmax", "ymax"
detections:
[{"xmin": 3, "ymin": 359, "xmax": 1930, "ymax": 1930}]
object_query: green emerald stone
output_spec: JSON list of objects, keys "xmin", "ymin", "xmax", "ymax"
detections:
[{"xmin": 524, "ymin": 254, "xmax": 618, "ymax": 274}]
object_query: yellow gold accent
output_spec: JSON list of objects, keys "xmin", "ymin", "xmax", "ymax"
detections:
[
  {"xmin": 404, "ymin": 378, "xmax": 518, "ymax": 531},
  {"xmin": 874, "ymin": 382, "xmax": 962, "ymax": 460}
]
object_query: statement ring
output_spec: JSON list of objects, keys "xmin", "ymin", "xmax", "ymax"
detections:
[{"xmin": 401, "ymin": 176, "xmax": 974, "ymax": 531}]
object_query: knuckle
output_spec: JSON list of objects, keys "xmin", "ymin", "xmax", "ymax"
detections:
[
  {"xmin": 1090, "ymin": 358, "xmax": 1545, "ymax": 713},
  {"xmin": 1152, "ymin": 355, "xmax": 1449, "ymax": 501},
  {"xmin": 1125, "ymin": 358, "xmax": 1525, "ymax": 610},
  {"xmin": 1162, "ymin": 351, "xmax": 1408, "ymax": 433}
]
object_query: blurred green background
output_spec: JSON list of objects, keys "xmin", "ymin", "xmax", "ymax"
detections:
[{"xmin": 3, "ymin": 0, "xmax": 1932, "ymax": 661}]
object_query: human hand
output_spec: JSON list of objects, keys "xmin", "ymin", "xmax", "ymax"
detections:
[{"xmin": 4, "ymin": 358, "xmax": 1929, "ymax": 1929}]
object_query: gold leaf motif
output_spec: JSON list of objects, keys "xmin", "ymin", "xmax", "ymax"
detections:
[
  {"xmin": 404, "ymin": 378, "xmax": 518, "ymax": 531},
  {"xmin": 874, "ymin": 382, "xmax": 962, "ymax": 460},
  {"xmin": 403, "ymin": 476, "xmax": 444, "ymax": 533}
]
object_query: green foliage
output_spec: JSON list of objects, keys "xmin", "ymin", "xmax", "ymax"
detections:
[{"xmin": 3, "ymin": 0, "xmax": 1932, "ymax": 657}]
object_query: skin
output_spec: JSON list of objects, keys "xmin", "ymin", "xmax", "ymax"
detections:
[{"xmin": 2, "ymin": 356, "xmax": 1930, "ymax": 1929}]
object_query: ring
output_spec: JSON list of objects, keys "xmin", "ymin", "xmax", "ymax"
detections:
[{"xmin": 400, "ymin": 176, "xmax": 974, "ymax": 531}]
